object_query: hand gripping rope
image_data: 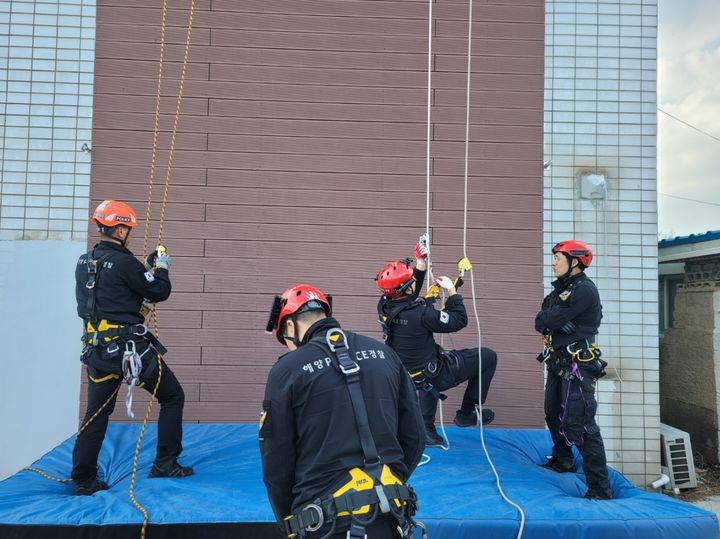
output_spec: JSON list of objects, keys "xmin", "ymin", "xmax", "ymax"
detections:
[{"xmin": 418, "ymin": 0, "xmax": 527, "ymax": 536}]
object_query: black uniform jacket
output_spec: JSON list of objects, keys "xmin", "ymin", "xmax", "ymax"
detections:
[
  {"xmin": 259, "ymin": 317, "xmax": 425, "ymax": 526},
  {"xmin": 75, "ymin": 241, "xmax": 171, "ymax": 324},
  {"xmin": 534, "ymin": 272, "xmax": 602, "ymax": 348},
  {"xmin": 378, "ymin": 268, "xmax": 469, "ymax": 372}
]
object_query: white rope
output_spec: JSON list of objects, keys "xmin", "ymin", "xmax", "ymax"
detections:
[
  {"xmin": 460, "ymin": 1, "xmax": 526, "ymax": 537},
  {"xmin": 424, "ymin": 0, "xmax": 435, "ymax": 289}
]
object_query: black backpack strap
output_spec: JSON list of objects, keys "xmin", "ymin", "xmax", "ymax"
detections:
[
  {"xmin": 84, "ymin": 249, "xmax": 115, "ymax": 323},
  {"xmin": 377, "ymin": 299, "xmax": 415, "ymax": 342},
  {"xmin": 308, "ymin": 329, "xmax": 381, "ymax": 476}
]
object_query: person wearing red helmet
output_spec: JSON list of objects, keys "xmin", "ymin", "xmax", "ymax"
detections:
[
  {"xmin": 535, "ymin": 240, "xmax": 612, "ymax": 500},
  {"xmin": 376, "ymin": 243, "xmax": 498, "ymax": 448},
  {"xmin": 72, "ymin": 200, "xmax": 192, "ymax": 496},
  {"xmin": 262, "ymin": 284, "xmax": 425, "ymax": 538}
]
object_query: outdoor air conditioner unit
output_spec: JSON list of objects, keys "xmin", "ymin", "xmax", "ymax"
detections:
[{"xmin": 660, "ymin": 422, "xmax": 697, "ymax": 490}]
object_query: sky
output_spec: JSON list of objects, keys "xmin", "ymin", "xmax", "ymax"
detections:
[{"xmin": 657, "ymin": 0, "xmax": 720, "ymax": 237}]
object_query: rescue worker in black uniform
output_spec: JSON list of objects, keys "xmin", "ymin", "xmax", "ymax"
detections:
[
  {"xmin": 72, "ymin": 199, "xmax": 193, "ymax": 496},
  {"xmin": 261, "ymin": 284, "xmax": 425, "ymax": 539},
  {"xmin": 376, "ymin": 243, "xmax": 498, "ymax": 447},
  {"xmin": 535, "ymin": 240, "xmax": 612, "ymax": 500}
]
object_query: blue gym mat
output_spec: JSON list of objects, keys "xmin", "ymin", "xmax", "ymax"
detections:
[{"xmin": 0, "ymin": 424, "xmax": 717, "ymax": 539}]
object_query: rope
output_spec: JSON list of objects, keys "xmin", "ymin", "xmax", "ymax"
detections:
[
  {"xmin": 21, "ymin": 382, "xmax": 122, "ymax": 483},
  {"xmin": 424, "ymin": 0, "xmax": 435, "ymax": 289},
  {"xmin": 459, "ymin": 1, "xmax": 526, "ymax": 537},
  {"xmin": 128, "ymin": 359, "xmax": 163, "ymax": 539},
  {"xmin": 130, "ymin": 0, "xmax": 196, "ymax": 537},
  {"xmin": 142, "ymin": 0, "xmax": 169, "ymax": 259}
]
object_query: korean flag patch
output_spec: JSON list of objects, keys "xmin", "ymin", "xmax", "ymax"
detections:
[
  {"xmin": 440, "ymin": 311, "xmax": 450, "ymax": 324},
  {"xmin": 144, "ymin": 271, "xmax": 156, "ymax": 283}
]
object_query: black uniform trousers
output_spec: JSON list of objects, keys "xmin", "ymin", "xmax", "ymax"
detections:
[
  {"xmin": 544, "ymin": 363, "xmax": 611, "ymax": 495},
  {"xmin": 419, "ymin": 347, "xmax": 497, "ymax": 426},
  {"xmin": 71, "ymin": 353, "xmax": 185, "ymax": 483}
]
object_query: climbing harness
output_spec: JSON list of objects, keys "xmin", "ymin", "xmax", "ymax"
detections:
[
  {"xmin": 541, "ymin": 339, "xmax": 608, "ymax": 448},
  {"xmin": 285, "ymin": 329, "xmax": 424, "ymax": 539}
]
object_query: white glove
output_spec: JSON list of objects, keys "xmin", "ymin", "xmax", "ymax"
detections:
[
  {"xmin": 434, "ymin": 276, "xmax": 454, "ymax": 290},
  {"xmin": 155, "ymin": 253, "xmax": 171, "ymax": 270}
]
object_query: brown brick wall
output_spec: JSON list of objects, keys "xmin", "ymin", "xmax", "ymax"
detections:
[{"xmin": 85, "ymin": 0, "xmax": 546, "ymax": 428}]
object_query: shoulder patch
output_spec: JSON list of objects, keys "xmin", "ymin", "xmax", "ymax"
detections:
[
  {"xmin": 144, "ymin": 271, "xmax": 155, "ymax": 283},
  {"xmin": 440, "ymin": 311, "xmax": 450, "ymax": 324},
  {"xmin": 259, "ymin": 400, "xmax": 272, "ymax": 440},
  {"xmin": 559, "ymin": 290, "xmax": 571, "ymax": 301}
]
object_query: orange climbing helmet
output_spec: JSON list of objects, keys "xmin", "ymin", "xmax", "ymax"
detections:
[
  {"xmin": 552, "ymin": 240, "xmax": 593, "ymax": 268},
  {"xmin": 376, "ymin": 259, "xmax": 415, "ymax": 299},
  {"xmin": 90, "ymin": 200, "xmax": 138, "ymax": 228},
  {"xmin": 266, "ymin": 284, "xmax": 332, "ymax": 344}
]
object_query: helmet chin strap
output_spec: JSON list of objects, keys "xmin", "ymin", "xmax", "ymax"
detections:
[
  {"xmin": 559, "ymin": 254, "xmax": 578, "ymax": 280},
  {"xmin": 285, "ymin": 314, "xmax": 303, "ymax": 349}
]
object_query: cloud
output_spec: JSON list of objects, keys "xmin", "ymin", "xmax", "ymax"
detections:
[
  {"xmin": 658, "ymin": 0, "xmax": 720, "ymax": 57},
  {"xmin": 657, "ymin": 0, "xmax": 720, "ymax": 236}
]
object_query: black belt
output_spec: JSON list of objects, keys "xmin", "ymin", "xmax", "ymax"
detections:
[
  {"xmin": 85, "ymin": 323, "xmax": 148, "ymax": 345},
  {"xmin": 84, "ymin": 324, "xmax": 167, "ymax": 356}
]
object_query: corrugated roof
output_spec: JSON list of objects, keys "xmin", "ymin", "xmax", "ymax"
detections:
[{"xmin": 658, "ymin": 230, "xmax": 720, "ymax": 247}]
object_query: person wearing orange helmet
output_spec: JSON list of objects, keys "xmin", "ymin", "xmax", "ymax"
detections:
[
  {"xmin": 535, "ymin": 240, "xmax": 611, "ymax": 500},
  {"xmin": 376, "ymin": 243, "xmax": 498, "ymax": 448},
  {"xmin": 71, "ymin": 200, "xmax": 192, "ymax": 496},
  {"xmin": 261, "ymin": 284, "xmax": 425, "ymax": 538}
]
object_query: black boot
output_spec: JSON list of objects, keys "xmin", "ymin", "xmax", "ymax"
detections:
[
  {"xmin": 148, "ymin": 460, "xmax": 194, "ymax": 478},
  {"xmin": 424, "ymin": 425, "xmax": 444, "ymax": 447},
  {"xmin": 540, "ymin": 456, "xmax": 576, "ymax": 473},
  {"xmin": 584, "ymin": 486, "xmax": 612, "ymax": 500},
  {"xmin": 75, "ymin": 477, "xmax": 109, "ymax": 496},
  {"xmin": 454, "ymin": 408, "xmax": 495, "ymax": 427}
]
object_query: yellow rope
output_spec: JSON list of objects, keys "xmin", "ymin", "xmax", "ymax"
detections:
[
  {"xmin": 128, "ymin": 358, "xmax": 163, "ymax": 539},
  {"xmin": 130, "ymin": 0, "xmax": 196, "ymax": 537},
  {"xmin": 142, "ymin": 0, "xmax": 169, "ymax": 259},
  {"xmin": 157, "ymin": 0, "xmax": 195, "ymax": 246},
  {"xmin": 21, "ymin": 382, "xmax": 122, "ymax": 483}
]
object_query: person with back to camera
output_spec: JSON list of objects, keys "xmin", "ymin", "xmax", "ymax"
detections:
[
  {"xmin": 72, "ymin": 199, "xmax": 192, "ymax": 496},
  {"xmin": 261, "ymin": 284, "xmax": 425, "ymax": 538}
]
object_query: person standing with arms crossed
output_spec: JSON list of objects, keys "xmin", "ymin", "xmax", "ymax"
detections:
[{"xmin": 535, "ymin": 240, "xmax": 612, "ymax": 500}]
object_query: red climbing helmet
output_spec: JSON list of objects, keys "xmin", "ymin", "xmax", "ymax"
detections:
[
  {"xmin": 376, "ymin": 259, "xmax": 415, "ymax": 299},
  {"xmin": 552, "ymin": 240, "xmax": 593, "ymax": 268},
  {"xmin": 90, "ymin": 200, "xmax": 138, "ymax": 228},
  {"xmin": 266, "ymin": 284, "xmax": 332, "ymax": 344}
]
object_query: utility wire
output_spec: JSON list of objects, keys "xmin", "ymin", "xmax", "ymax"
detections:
[
  {"xmin": 658, "ymin": 192, "xmax": 720, "ymax": 207},
  {"xmin": 658, "ymin": 107, "xmax": 720, "ymax": 144}
]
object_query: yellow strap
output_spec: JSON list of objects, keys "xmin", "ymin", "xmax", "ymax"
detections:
[{"xmin": 89, "ymin": 373, "xmax": 120, "ymax": 383}]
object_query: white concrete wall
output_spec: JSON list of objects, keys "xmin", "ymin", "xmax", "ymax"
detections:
[
  {"xmin": 544, "ymin": 0, "xmax": 660, "ymax": 487},
  {"xmin": 0, "ymin": 240, "xmax": 85, "ymax": 480},
  {"xmin": 0, "ymin": 0, "xmax": 95, "ymax": 480}
]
